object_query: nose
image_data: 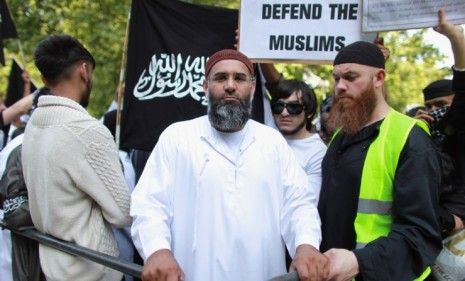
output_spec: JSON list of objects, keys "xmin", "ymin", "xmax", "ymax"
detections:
[
  {"xmin": 281, "ymin": 106, "xmax": 290, "ymax": 116},
  {"xmin": 335, "ymin": 79, "xmax": 347, "ymax": 94},
  {"xmin": 224, "ymin": 77, "xmax": 237, "ymax": 93}
]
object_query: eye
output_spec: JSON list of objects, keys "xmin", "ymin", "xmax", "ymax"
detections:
[
  {"xmin": 212, "ymin": 74, "xmax": 227, "ymax": 82},
  {"xmin": 344, "ymin": 75, "xmax": 357, "ymax": 82},
  {"xmin": 234, "ymin": 74, "xmax": 248, "ymax": 83}
]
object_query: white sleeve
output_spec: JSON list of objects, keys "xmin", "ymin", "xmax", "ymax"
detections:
[
  {"xmin": 304, "ymin": 147, "xmax": 326, "ymax": 205},
  {"xmin": 130, "ymin": 131, "xmax": 175, "ymax": 261},
  {"xmin": 280, "ymin": 143, "xmax": 321, "ymax": 257}
]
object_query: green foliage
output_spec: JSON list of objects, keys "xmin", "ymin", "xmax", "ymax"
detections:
[
  {"xmin": 382, "ymin": 30, "xmax": 449, "ymax": 111},
  {"xmin": 2, "ymin": 0, "xmax": 131, "ymax": 117},
  {"xmin": 0, "ymin": 0, "xmax": 451, "ymax": 116},
  {"xmin": 270, "ymin": 29, "xmax": 451, "ymax": 112}
]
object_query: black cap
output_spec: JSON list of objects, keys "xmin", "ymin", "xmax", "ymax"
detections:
[
  {"xmin": 334, "ymin": 41, "xmax": 385, "ymax": 69},
  {"xmin": 422, "ymin": 79, "xmax": 453, "ymax": 101}
]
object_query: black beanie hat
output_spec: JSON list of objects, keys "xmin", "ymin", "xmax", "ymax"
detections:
[
  {"xmin": 422, "ymin": 79, "xmax": 453, "ymax": 101},
  {"xmin": 333, "ymin": 41, "xmax": 385, "ymax": 69}
]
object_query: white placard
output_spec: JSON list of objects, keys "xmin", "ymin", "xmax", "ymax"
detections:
[
  {"xmin": 362, "ymin": 0, "xmax": 465, "ymax": 32},
  {"xmin": 239, "ymin": 0, "xmax": 364, "ymax": 63}
]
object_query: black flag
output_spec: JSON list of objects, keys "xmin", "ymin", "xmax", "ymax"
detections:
[
  {"xmin": 121, "ymin": 0, "xmax": 263, "ymax": 152},
  {"xmin": 0, "ymin": 0, "xmax": 18, "ymax": 65},
  {"xmin": 5, "ymin": 59, "xmax": 37, "ymax": 107}
]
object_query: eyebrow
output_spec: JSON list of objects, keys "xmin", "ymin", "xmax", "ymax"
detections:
[{"xmin": 333, "ymin": 70, "xmax": 358, "ymax": 77}]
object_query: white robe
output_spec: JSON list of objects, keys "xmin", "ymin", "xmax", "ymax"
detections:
[{"xmin": 131, "ymin": 116, "xmax": 321, "ymax": 281}]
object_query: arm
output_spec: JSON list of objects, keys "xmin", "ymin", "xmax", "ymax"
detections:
[
  {"xmin": 1, "ymin": 95, "xmax": 33, "ymax": 125},
  {"xmin": 353, "ymin": 127, "xmax": 442, "ymax": 280},
  {"xmin": 434, "ymin": 8, "xmax": 465, "ymax": 232},
  {"xmin": 260, "ymin": 63, "xmax": 283, "ymax": 98},
  {"xmin": 72, "ymin": 124, "xmax": 131, "ymax": 227},
  {"xmin": 130, "ymin": 128, "xmax": 183, "ymax": 280},
  {"xmin": 22, "ymin": 71, "xmax": 31, "ymax": 97},
  {"xmin": 305, "ymin": 146, "xmax": 326, "ymax": 205},
  {"xmin": 280, "ymin": 141, "xmax": 328, "ymax": 280},
  {"xmin": 434, "ymin": 9, "xmax": 465, "ymax": 70}
]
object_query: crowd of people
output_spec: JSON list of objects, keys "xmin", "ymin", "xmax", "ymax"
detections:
[{"xmin": 0, "ymin": 7, "xmax": 463, "ymax": 281}]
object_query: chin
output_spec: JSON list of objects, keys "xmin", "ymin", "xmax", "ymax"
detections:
[{"xmin": 278, "ymin": 128, "xmax": 295, "ymax": 136}]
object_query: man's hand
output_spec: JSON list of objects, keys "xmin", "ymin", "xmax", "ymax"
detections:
[
  {"xmin": 453, "ymin": 214, "xmax": 465, "ymax": 231},
  {"xmin": 324, "ymin": 249, "xmax": 359, "ymax": 281},
  {"xmin": 289, "ymin": 244, "xmax": 329, "ymax": 281},
  {"xmin": 414, "ymin": 109, "xmax": 433, "ymax": 127},
  {"xmin": 373, "ymin": 35, "xmax": 390, "ymax": 61},
  {"xmin": 434, "ymin": 8, "xmax": 465, "ymax": 69},
  {"xmin": 434, "ymin": 9, "xmax": 464, "ymax": 41},
  {"xmin": 142, "ymin": 249, "xmax": 185, "ymax": 281}
]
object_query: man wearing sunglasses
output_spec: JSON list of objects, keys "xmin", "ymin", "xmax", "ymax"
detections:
[
  {"xmin": 317, "ymin": 40, "xmax": 442, "ymax": 280},
  {"xmin": 131, "ymin": 49, "xmax": 328, "ymax": 281},
  {"xmin": 270, "ymin": 80, "xmax": 327, "ymax": 205}
]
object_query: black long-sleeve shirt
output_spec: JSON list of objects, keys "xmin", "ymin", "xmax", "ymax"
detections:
[
  {"xmin": 436, "ymin": 69, "xmax": 465, "ymax": 233},
  {"xmin": 318, "ymin": 120, "xmax": 442, "ymax": 281}
]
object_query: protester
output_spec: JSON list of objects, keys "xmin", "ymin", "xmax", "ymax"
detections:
[
  {"xmin": 405, "ymin": 105, "xmax": 426, "ymax": 117},
  {"xmin": 131, "ymin": 49, "xmax": 328, "ymax": 281},
  {"xmin": 0, "ymin": 71, "xmax": 36, "ymax": 281},
  {"xmin": 102, "ymin": 109, "xmax": 137, "ymax": 281},
  {"xmin": 414, "ymin": 9, "xmax": 465, "ymax": 237},
  {"xmin": 318, "ymin": 40, "xmax": 442, "ymax": 280},
  {"xmin": 21, "ymin": 34, "xmax": 131, "ymax": 281},
  {"xmin": 270, "ymin": 79, "xmax": 326, "ymax": 204},
  {"xmin": 318, "ymin": 95, "xmax": 334, "ymax": 144},
  {"xmin": 0, "ymin": 94, "xmax": 33, "ymax": 149},
  {"xmin": 0, "ymin": 87, "xmax": 49, "ymax": 281}
]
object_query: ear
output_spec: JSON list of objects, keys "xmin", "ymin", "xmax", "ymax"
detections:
[
  {"xmin": 41, "ymin": 75, "xmax": 48, "ymax": 86},
  {"xmin": 203, "ymin": 79, "xmax": 208, "ymax": 93},
  {"xmin": 79, "ymin": 62, "xmax": 90, "ymax": 83},
  {"xmin": 373, "ymin": 69, "xmax": 386, "ymax": 88},
  {"xmin": 250, "ymin": 77, "xmax": 256, "ymax": 95}
]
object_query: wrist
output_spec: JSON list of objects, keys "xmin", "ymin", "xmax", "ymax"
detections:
[{"xmin": 452, "ymin": 65, "xmax": 465, "ymax": 72}]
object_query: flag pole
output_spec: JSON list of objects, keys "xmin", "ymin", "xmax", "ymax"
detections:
[
  {"xmin": 16, "ymin": 39, "xmax": 26, "ymax": 68},
  {"xmin": 115, "ymin": 9, "xmax": 131, "ymax": 149}
]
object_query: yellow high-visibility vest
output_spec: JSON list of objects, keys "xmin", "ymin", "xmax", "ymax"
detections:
[{"xmin": 354, "ymin": 109, "xmax": 430, "ymax": 280}]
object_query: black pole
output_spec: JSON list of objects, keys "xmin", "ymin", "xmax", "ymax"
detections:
[
  {"xmin": 2, "ymin": 224, "xmax": 142, "ymax": 278},
  {"xmin": 3, "ymin": 222, "xmax": 300, "ymax": 281}
]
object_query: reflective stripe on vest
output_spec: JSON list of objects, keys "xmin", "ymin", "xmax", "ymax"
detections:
[{"xmin": 353, "ymin": 109, "xmax": 430, "ymax": 281}]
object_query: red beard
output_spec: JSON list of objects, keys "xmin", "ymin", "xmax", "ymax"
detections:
[{"xmin": 327, "ymin": 83, "xmax": 377, "ymax": 135}]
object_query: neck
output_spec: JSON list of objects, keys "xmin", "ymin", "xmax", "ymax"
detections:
[
  {"xmin": 364, "ymin": 97, "xmax": 390, "ymax": 128},
  {"xmin": 286, "ymin": 127, "xmax": 311, "ymax": 140},
  {"xmin": 49, "ymin": 83, "xmax": 82, "ymax": 104}
]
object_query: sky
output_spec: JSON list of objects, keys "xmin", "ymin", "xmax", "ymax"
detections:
[
  {"xmin": 423, "ymin": 23, "xmax": 465, "ymax": 68},
  {"xmin": 424, "ymin": 27, "xmax": 454, "ymax": 68}
]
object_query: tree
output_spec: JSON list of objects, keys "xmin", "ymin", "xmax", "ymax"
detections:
[
  {"xmin": 194, "ymin": 0, "xmax": 451, "ymax": 112},
  {"xmin": 0, "ymin": 0, "xmax": 450, "ymax": 116},
  {"xmin": 382, "ymin": 30, "xmax": 449, "ymax": 111},
  {"xmin": 2, "ymin": 0, "xmax": 131, "ymax": 117}
]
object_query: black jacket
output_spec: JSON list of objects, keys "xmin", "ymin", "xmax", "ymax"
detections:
[
  {"xmin": 435, "ymin": 68, "xmax": 465, "ymax": 233},
  {"xmin": 318, "ymin": 120, "xmax": 442, "ymax": 281}
]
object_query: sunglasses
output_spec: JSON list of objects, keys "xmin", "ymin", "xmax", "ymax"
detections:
[{"xmin": 271, "ymin": 101, "xmax": 305, "ymax": 115}]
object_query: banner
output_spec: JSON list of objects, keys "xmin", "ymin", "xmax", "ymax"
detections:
[
  {"xmin": 0, "ymin": 0, "xmax": 18, "ymax": 65},
  {"xmin": 5, "ymin": 59, "xmax": 36, "ymax": 107},
  {"xmin": 121, "ymin": 0, "xmax": 264, "ymax": 151},
  {"xmin": 362, "ymin": 0, "xmax": 465, "ymax": 32},
  {"xmin": 239, "ymin": 0, "xmax": 363, "ymax": 63}
]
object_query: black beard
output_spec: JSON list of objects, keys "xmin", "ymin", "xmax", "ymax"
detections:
[
  {"xmin": 80, "ymin": 79, "xmax": 92, "ymax": 108},
  {"xmin": 207, "ymin": 93, "xmax": 252, "ymax": 132},
  {"xmin": 279, "ymin": 119, "xmax": 306, "ymax": 136}
]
